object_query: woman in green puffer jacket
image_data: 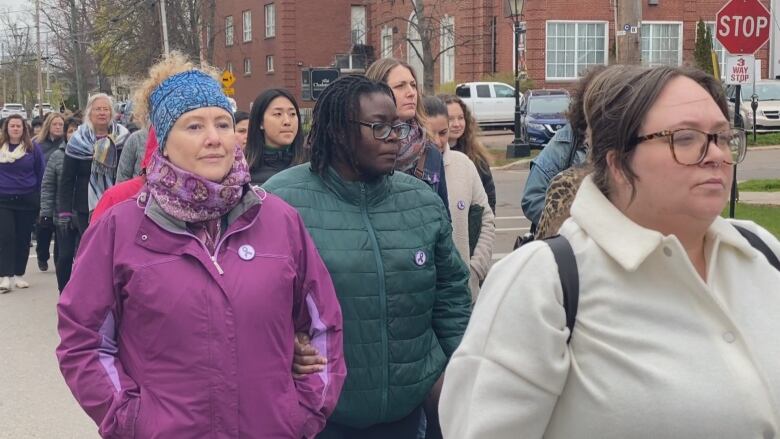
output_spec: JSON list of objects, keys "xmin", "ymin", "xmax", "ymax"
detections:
[{"xmin": 264, "ymin": 76, "xmax": 471, "ymax": 439}]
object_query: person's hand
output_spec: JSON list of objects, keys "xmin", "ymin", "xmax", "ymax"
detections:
[
  {"xmin": 292, "ymin": 332, "xmax": 327, "ymax": 378},
  {"xmin": 39, "ymin": 216, "xmax": 54, "ymax": 229}
]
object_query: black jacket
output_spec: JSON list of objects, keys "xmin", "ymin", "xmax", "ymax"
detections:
[{"xmin": 58, "ymin": 155, "xmax": 92, "ymax": 214}]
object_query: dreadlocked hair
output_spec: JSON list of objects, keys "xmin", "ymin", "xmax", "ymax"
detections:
[{"xmin": 308, "ymin": 75, "xmax": 395, "ymax": 176}]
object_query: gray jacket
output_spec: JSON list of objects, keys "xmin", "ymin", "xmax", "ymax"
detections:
[
  {"xmin": 40, "ymin": 145, "xmax": 66, "ymax": 217},
  {"xmin": 116, "ymin": 128, "xmax": 148, "ymax": 182}
]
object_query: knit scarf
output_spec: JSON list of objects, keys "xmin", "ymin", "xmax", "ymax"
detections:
[
  {"xmin": 394, "ymin": 119, "xmax": 427, "ymax": 172},
  {"xmin": 0, "ymin": 143, "xmax": 26, "ymax": 163},
  {"xmin": 66, "ymin": 121, "xmax": 130, "ymax": 210},
  {"xmin": 145, "ymin": 145, "xmax": 251, "ymax": 224}
]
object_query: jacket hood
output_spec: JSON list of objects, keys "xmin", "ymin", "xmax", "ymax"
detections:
[{"xmin": 141, "ymin": 126, "xmax": 157, "ymax": 170}]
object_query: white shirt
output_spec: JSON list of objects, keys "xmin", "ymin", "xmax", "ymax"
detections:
[{"xmin": 439, "ymin": 175, "xmax": 780, "ymax": 439}]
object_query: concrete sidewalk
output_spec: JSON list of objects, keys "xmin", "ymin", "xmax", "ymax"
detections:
[{"xmin": 738, "ymin": 191, "xmax": 780, "ymax": 206}]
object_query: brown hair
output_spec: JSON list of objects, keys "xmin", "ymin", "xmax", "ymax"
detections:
[
  {"xmin": 1, "ymin": 114, "xmax": 34, "ymax": 152},
  {"xmin": 34, "ymin": 112, "xmax": 66, "ymax": 144},
  {"xmin": 567, "ymin": 65, "xmax": 608, "ymax": 145},
  {"xmin": 438, "ymin": 94, "xmax": 492, "ymax": 169},
  {"xmin": 365, "ymin": 57, "xmax": 429, "ymax": 127},
  {"xmin": 584, "ymin": 65, "xmax": 728, "ymax": 199}
]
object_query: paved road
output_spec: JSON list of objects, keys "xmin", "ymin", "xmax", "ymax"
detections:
[{"xmin": 0, "ymin": 147, "xmax": 777, "ymax": 437}]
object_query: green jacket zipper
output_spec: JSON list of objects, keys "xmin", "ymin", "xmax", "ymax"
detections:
[{"xmin": 360, "ymin": 183, "xmax": 389, "ymax": 420}]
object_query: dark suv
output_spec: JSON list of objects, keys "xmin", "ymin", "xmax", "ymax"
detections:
[{"xmin": 520, "ymin": 89, "xmax": 571, "ymax": 147}]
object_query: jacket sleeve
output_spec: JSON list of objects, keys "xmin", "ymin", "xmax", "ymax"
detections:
[
  {"xmin": 58, "ymin": 154, "xmax": 78, "ymax": 214},
  {"xmin": 432, "ymin": 204, "xmax": 472, "ymax": 358},
  {"xmin": 40, "ymin": 151, "xmax": 60, "ymax": 218},
  {"xmin": 521, "ymin": 134, "xmax": 575, "ymax": 227},
  {"xmin": 34, "ymin": 143, "xmax": 46, "ymax": 191},
  {"xmin": 477, "ymin": 162, "xmax": 497, "ymax": 215},
  {"xmin": 435, "ymin": 152, "xmax": 451, "ymax": 219},
  {"xmin": 468, "ymin": 161, "xmax": 495, "ymax": 301},
  {"xmin": 56, "ymin": 216, "xmax": 141, "ymax": 438},
  {"xmin": 290, "ymin": 211, "xmax": 346, "ymax": 439},
  {"xmin": 116, "ymin": 133, "xmax": 139, "ymax": 183},
  {"xmin": 438, "ymin": 243, "xmax": 571, "ymax": 439}
]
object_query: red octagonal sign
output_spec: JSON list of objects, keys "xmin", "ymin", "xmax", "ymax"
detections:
[{"xmin": 716, "ymin": 0, "xmax": 771, "ymax": 55}]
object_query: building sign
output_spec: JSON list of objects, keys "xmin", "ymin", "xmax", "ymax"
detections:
[
  {"xmin": 726, "ymin": 55, "xmax": 755, "ymax": 84},
  {"xmin": 300, "ymin": 68, "xmax": 340, "ymax": 101}
]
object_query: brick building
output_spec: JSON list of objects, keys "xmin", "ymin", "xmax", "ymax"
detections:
[
  {"xmin": 212, "ymin": 0, "xmax": 772, "ymax": 110},
  {"xmin": 212, "ymin": 0, "xmax": 362, "ymax": 110}
]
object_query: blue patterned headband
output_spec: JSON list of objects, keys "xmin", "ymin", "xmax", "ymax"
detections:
[{"xmin": 149, "ymin": 70, "xmax": 233, "ymax": 150}]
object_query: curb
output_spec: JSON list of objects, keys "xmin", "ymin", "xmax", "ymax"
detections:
[
  {"xmin": 748, "ymin": 145, "xmax": 780, "ymax": 151},
  {"xmin": 491, "ymin": 158, "xmax": 533, "ymax": 171}
]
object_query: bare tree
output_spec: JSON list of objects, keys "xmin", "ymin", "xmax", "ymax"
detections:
[
  {"xmin": 0, "ymin": 12, "xmax": 37, "ymax": 105},
  {"xmin": 375, "ymin": 0, "xmax": 488, "ymax": 94}
]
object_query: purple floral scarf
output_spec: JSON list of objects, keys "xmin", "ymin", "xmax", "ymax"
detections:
[
  {"xmin": 145, "ymin": 146, "xmax": 251, "ymax": 223},
  {"xmin": 394, "ymin": 118, "xmax": 427, "ymax": 172}
]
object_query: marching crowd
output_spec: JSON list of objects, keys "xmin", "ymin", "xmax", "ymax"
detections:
[{"xmin": 0, "ymin": 51, "xmax": 779, "ymax": 438}]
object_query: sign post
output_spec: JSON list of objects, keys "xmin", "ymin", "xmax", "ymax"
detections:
[{"xmin": 716, "ymin": 0, "xmax": 770, "ymax": 218}]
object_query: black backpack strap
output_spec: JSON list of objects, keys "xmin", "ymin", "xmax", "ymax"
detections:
[
  {"xmin": 734, "ymin": 225, "xmax": 780, "ymax": 271},
  {"xmin": 546, "ymin": 235, "xmax": 579, "ymax": 343}
]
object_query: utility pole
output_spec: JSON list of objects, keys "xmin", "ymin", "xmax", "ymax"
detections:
[
  {"xmin": 160, "ymin": 0, "xmax": 170, "ymax": 55},
  {"xmin": 69, "ymin": 0, "xmax": 84, "ymax": 109},
  {"xmin": 36, "ymin": 0, "xmax": 44, "ymax": 117},
  {"xmin": 616, "ymin": 0, "xmax": 642, "ymax": 65}
]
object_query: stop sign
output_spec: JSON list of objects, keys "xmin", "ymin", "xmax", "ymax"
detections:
[{"xmin": 716, "ymin": 0, "xmax": 771, "ymax": 54}]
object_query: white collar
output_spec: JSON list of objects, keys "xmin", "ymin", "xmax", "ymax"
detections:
[{"xmin": 569, "ymin": 175, "xmax": 758, "ymax": 271}]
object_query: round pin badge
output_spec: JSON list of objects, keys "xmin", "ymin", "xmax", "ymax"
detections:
[
  {"xmin": 457, "ymin": 200, "xmax": 466, "ymax": 210},
  {"xmin": 238, "ymin": 244, "xmax": 256, "ymax": 261},
  {"xmin": 414, "ymin": 250, "xmax": 427, "ymax": 266}
]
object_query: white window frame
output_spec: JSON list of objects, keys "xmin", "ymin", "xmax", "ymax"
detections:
[
  {"xmin": 225, "ymin": 16, "xmax": 234, "ymax": 47},
  {"xmin": 351, "ymin": 5, "xmax": 367, "ymax": 45},
  {"xmin": 226, "ymin": 62, "xmax": 233, "ymax": 74},
  {"xmin": 545, "ymin": 20, "xmax": 609, "ymax": 81},
  {"xmin": 244, "ymin": 57, "xmax": 252, "ymax": 75},
  {"xmin": 640, "ymin": 21, "xmax": 683, "ymax": 67},
  {"xmin": 706, "ymin": 21, "xmax": 727, "ymax": 79},
  {"xmin": 265, "ymin": 4, "xmax": 276, "ymax": 38},
  {"xmin": 266, "ymin": 55, "xmax": 274, "ymax": 72},
  {"xmin": 440, "ymin": 16, "xmax": 455, "ymax": 84},
  {"xmin": 381, "ymin": 26, "xmax": 393, "ymax": 58},
  {"xmin": 242, "ymin": 10, "xmax": 252, "ymax": 43}
]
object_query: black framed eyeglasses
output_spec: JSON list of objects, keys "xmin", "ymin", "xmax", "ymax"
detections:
[
  {"xmin": 351, "ymin": 120, "xmax": 411, "ymax": 140},
  {"xmin": 632, "ymin": 127, "xmax": 747, "ymax": 166}
]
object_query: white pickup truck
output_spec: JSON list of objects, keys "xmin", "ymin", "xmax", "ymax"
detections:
[{"xmin": 455, "ymin": 82, "xmax": 518, "ymax": 127}]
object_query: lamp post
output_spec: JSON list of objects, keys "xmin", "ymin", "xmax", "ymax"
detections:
[{"xmin": 507, "ymin": 0, "xmax": 530, "ymax": 159}]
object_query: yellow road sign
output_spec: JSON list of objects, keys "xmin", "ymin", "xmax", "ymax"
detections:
[
  {"xmin": 224, "ymin": 87, "xmax": 235, "ymax": 96},
  {"xmin": 221, "ymin": 70, "xmax": 236, "ymax": 88}
]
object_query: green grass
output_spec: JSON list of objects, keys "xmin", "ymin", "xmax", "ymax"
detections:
[
  {"xmin": 488, "ymin": 148, "xmax": 540, "ymax": 167},
  {"xmin": 723, "ymin": 204, "xmax": 780, "ymax": 237},
  {"xmin": 747, "ymin": 132, "xmax": 780, "ymax": 146},
  {"xmin": 738, "ymin": 179, "xmax": 780, "ymax": 192}
]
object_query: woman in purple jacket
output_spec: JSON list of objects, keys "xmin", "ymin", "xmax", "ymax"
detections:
[
  {"xmin": 0, "ymin": 114, "xmax": 45, "ymax": 292},
  {"xmin": 56, "ymin": 52, "xmax": 346, "ymax": 438}
]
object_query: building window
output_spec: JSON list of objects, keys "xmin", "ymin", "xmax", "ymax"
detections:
[
  {"xmin": 706, "ymin": 22, "xmax": 727, "ymax": 79},
  {"xmin": 265, "ymin": 3, "xmax": 276, "ymax": 38},
  {"xmin": 266, "ymin": 55, "xmax": 274, "ymax": 72},
  {"xmin": 381, "ymin": 26, "xmax": 393, "ymax": 58},
  {"xmin": 225, "ymin": 16, "xmax": 234, "ymax": 47},
  {"xmin": 226, "ymin": 62, "xmax": 233, "ymax": 73},
  {"xmin": 242, "ymin": 10, "xmax": 252, "ymax": 42},
  {"xmin": 641, "ymin": 22, "xmax": 682, "ymax": 67},
  {"xmin": 440, "ymin": 16, "xmax": 455, "ymax": 83},
  {"xmin": 351, "ymin": 5, "xmax": 367, "ymax": 45},
  {"xmin": 244, "ymin": 58, "xmax": 252, "ymax": 75},
  {"xmin": 545, "ymin": 21, "xmax": 607, "ymax": 80}
]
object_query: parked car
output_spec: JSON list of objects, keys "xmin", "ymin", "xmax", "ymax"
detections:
[
  {"xmin": 455, "ymin": 81, "xmax": 518, "ymax": 127},
  {"xmin": 0, "ymin": 103, "xmax": 28, "ymax": 120},
  {"xmin": 726, "ymin": 80, "xmax": 780, "ymax": 132},
  {"xmin": 32, "ymin": 103, "xmax": 53, "ymax": 118},
  {"xmin": 520, "ymin": 89, "xmax": 570, "ymax": 147}
]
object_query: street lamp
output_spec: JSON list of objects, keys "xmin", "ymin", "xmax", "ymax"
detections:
[{"xmin": 506, "ymin": 0, "xmax": 530, "ymax": 158}]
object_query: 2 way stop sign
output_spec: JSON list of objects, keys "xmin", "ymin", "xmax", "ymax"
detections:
[{"xmin": 716, "ymin": 0, "xmax": 771, "ymax": 55}]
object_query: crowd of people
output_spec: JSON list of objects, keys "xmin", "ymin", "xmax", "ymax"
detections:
[{"xmin": 0, "ymin": 50, "xmax": 778, "ymax": 438}]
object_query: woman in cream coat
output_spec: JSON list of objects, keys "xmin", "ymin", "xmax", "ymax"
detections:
[
  {"xmin": 424, "ymin": 96, "xmax": 494, "ymax": 301},
  {"xmin": 439, "ymin": 66, "xmax": 780, "ymax": 438}
]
